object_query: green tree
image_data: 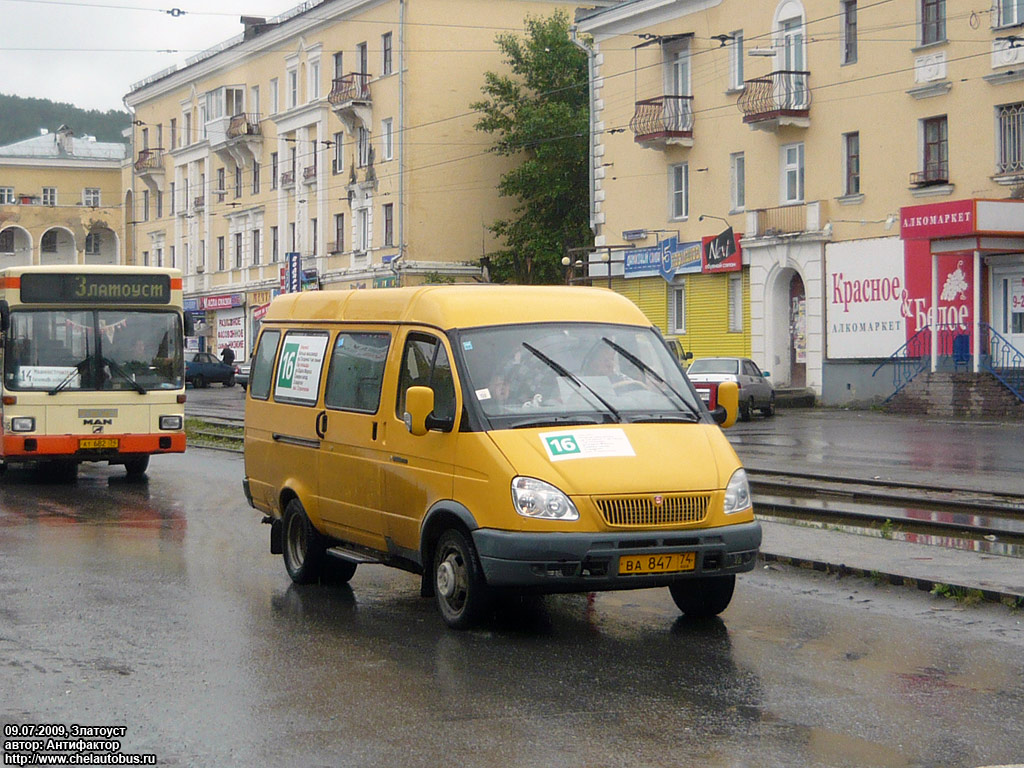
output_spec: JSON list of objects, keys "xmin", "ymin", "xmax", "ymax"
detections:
[{"xmin": 472, "ymin": 12, "xmax": 591, "ymax": 284}]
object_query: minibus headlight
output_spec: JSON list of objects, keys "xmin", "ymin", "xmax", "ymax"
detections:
[
  {"xmin": 511, "ymin": 477, "xmax": 579, "ymax": 521},
  {"xmin": 159, "ymin": 415, "xmax": 183, "ymax": 431},
  {"xmin": 11, "ymin": 417, "xmax": 35, "ymax": 433},
  {"xmin": 724, "ymin": 468, "xmax": 752, "ymax": 514}
]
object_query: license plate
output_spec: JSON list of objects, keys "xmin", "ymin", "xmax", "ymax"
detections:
[
  {"xmin": 79, "ymin": 438, "xmax": 119, "ymax": 449},
  {"xmin": 619, "ymin": 552, "xmax": 696, "ymax": 575}
]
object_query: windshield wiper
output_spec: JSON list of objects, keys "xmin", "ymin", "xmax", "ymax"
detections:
[
  {"xmin": 508, "ymin": 416, "xmax": 609, "ymax": 430},
  {"xmin": 521, "ymin": 342, "xmax": 621, "ymax": 423},
  {"xmin": 104, "ymin": 357, "xmax": 147, "ymax": 394},
  {"xmin": 48, "ymin": 356, "xmax": 89, "ymax": 395},
  {"xmin": 628, "ymin": 413, "xmax": 700, "ymax": 424},
  {"xmin": 600, "ymin": 337, "xmax": 701, "ymax": 419}
]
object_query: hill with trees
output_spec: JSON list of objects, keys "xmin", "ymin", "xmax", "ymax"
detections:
[{"xmin": 0, "ymin": 93, "xmax": 130, "ymax": 146}]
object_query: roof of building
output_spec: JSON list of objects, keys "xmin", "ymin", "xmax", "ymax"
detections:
[{"xmin": 0, "ymin": 127, "xmax": 126, "ymax": 161}]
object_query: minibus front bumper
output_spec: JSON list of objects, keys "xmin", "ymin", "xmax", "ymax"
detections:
[{"xmin": 472, "ymin": 521, "xmax": 762, "ymax": 592}]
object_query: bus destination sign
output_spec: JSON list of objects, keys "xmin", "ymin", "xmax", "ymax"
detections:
[{"xmin": 20, "ymin": 273, "xmax": 172, "ymax": 305}]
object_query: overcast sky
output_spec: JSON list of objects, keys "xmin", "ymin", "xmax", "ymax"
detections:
[{"xmin": 1, "ymin": 0, "xmax": 278, "ymax": 112}]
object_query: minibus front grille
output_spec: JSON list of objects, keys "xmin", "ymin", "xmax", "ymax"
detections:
[{"xmin": 595, "ymin": 494, "xmax": 711, "ymax": 528}]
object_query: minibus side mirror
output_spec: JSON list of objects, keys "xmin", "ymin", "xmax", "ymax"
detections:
[
  {"xmin": 403, "ymin": 385, "xmax": 435, "ymax": 436},
  {"xmin": 711, "ymin": 381, "xmax": 739, "ymax": 429},
  {"xmin": 0, "ymin": 300, "xmax": 9, "ymax": 334}
]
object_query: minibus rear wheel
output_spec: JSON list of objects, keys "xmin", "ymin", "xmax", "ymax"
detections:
[
  {"xmin": 433, "ymin": 528, "xmax": 491, "ymax": 630},
  {"xmin": 283, "ymin": 499, "xmax": 326, "ymax": 584},
  {"xmin": 669, "ymin": 575, "xmax": 735, "ymax": 618}
]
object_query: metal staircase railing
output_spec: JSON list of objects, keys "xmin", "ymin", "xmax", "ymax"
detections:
[
  {"xmin": 980, "ymin": 322, "xmax": 1024, "ymax": 403},
  {"xmin": 871, "ymin": 327, "xmax": 931, "ymax": 402}
]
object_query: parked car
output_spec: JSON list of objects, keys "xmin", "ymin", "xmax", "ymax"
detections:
[
  {"xmin": 186, "ymin": 352, "xmax": 238, "ymax": 388},
  {"xmin": 236, "ymin": 362, "xmax": 250, "ymax": 389},
  {"xmin": 686, "ymin": 356, "xmax": 775, "ymax": 420}
]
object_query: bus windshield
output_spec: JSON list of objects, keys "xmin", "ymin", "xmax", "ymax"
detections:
[
  {"xmin": 3, "ymin": 309, "xmax": 184, "ymax": 392},
  {"xmin": 457, "ymin": 322, "xmax": 705, "ymax": 428}
]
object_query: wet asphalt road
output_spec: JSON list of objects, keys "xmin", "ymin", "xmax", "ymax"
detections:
[{"xmin": 2, "ymin": 448, "xmax": 1024, "ymax": 767}]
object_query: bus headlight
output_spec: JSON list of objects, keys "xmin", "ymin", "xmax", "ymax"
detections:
[
  {"xmin": 159, "ymin": 415, "xmax": 183, "ymax": 430},
  {"xmin": 11, "ymin": 417, "xmax": 35, "ymax": 432},
  {"xmin": 511, "ymin": 477, "xmax": 579, "ymax": 521},
  {"xmin": 724, "ymin": 468, "xmax": 752, "ymax": 514}
]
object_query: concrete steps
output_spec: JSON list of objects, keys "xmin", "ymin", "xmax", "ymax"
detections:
[{"xmin": 883, "ymin": 371, "xmax": 1024, "ymax": 421}]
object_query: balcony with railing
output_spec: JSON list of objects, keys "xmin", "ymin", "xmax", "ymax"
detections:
[
  {"xmin": 745, "ymin": 200, "xmax": 827, "ymax": 239},
  {"xmin": 210, "ymin": 112, "xmax": 262, "ymax": 166},
  {"xmin": 328, "ymin": 73, "xmax": 372, "ymax": 132},
  {"xmin": 134, "ymin": 149, "xmax": 165, "ymax": 191},
  {"xmin": 630, "ymin": 95, "xmax": 694, "ymax": 148},
  {"xmin": 302, "ymin": 165, "xmax": 317, "ymax": 184},
  {"xmin": 910, "ymin": 162, "xmax": 949, "ymax": 188},
  {"xmin": 737, "ymin": 71, "xmax": 811, "ymax": 131},
  {"xmin": 193, "ymin": 195, "xmax": 205, "ymax": 211},
  {"xmin": 280, "ymin": 170, "xmax": 295, "ymax": 188}
]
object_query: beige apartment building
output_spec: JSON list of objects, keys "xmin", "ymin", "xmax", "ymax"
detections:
[
  {"xmin": 124, "ymin": 0, "xmax": 614, "ymax": 360},
  {"xmin": 0, "ymin": 126, "xmax": 125, "ymax": 268},
  {"xmin": 577, "ymin": 0, "xmax": 1024, "ymax": 405}
]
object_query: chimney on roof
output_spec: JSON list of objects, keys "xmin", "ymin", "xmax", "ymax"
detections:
[
  {"xmin": 39, "ymin": 128, "xmax": 49, "ymax": 136},
  {"xmin": 56, "ymin": 125, "xmax": 74, "ymax": 155},
  {"xmin": 241, "ymin": 16, "xmax": 269, "ymax": 41}
]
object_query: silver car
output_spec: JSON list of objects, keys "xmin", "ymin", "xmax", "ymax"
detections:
[{"xmin": 686, "ymin": 357, "xmax": 775, "ymax": 421}]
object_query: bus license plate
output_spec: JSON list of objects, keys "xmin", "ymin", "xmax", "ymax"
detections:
[
  {"xmin": 619, "ymin": 552, "xmax": 696, "ymax": 575},
  {"xmin": 79, "ymin": 438, "xmax": 119, "ymax": 449}
]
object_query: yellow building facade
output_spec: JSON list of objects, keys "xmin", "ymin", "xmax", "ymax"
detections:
[
  {"xmin": 0, "ymin": 126, "xmax": 125, "ymax": 268},
  {"xmin": 578, "ymin": 0, "xmax": 1024, "ymax": 404},
  {"xmin": 124, "ymin": 0, "xmax": 614, "ymax": 360}
]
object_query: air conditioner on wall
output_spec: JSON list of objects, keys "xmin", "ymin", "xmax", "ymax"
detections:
[{"xmin": 196, "ymin": 265, "xmax": 205, "ymax": 273}]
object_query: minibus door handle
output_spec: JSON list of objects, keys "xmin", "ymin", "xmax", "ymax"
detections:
[{"xmin": 315, "ymin": 410, "xmax": 327, "ymax": 439}]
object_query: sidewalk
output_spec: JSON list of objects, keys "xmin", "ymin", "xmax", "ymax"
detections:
[{"xmin": 734, "ymin": 408, "xmax": 1024, "ymax": 604}]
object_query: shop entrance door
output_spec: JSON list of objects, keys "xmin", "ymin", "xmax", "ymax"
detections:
[
  {"xmin": 789, "ymin": 274, "xmax": 806, "ymax": 387},
  {"xmin": 993, "ymin": 270, "xmax": 1024, "ymax": 353}
]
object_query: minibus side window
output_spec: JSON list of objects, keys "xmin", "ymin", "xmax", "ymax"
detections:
[
  {"xmin": 396, "ymin": 333, "xmax": 456, "ymax": 429},
  {"xmin": 324, "ymin": 331, "xmax": 390, "ymax": 413},
  {"xmin": 249, "ymin": 329, "xmax": 280, "ymax": 400}
]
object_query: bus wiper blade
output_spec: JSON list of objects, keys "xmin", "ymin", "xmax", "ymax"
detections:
[
  {"xmin": 600, "ymin": 337, "xmax": 700, "ymax": 418},
  {"xmin": 103, "ymin": 357, "xmax": 147, "ymax": 394},
  {"xmin": 627, "ymin": 413, "xmax": 700, "ymax": 424},
  {"xmin": 521, "ymin": 342, "xmax": 621, "ymax": 423},
  {"xmin": 508, "ymin": 416, "xmax": 607, "ymax": 430},
  {"xmin": 48, "ymin": 357, "xmax": 88, "ymax": 395}
]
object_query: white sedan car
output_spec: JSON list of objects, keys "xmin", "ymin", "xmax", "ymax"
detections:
[{"xmin": 686, "ymin": 357, "xmax": 775, "ymax": 421}]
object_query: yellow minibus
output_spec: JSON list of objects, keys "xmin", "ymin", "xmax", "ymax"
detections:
[{"xmin": 243, "ymin": 285, "xmax": 759, "ymax": 628}]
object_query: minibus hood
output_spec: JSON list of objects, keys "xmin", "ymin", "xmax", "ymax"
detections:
[{"xmin": 486, "ymin": 423, "xmax": 739, "ymax": 495}]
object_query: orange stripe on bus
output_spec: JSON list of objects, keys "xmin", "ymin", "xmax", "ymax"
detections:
[
  {"xmin": 171, "ymin": 278, "xmax": 182, "ymax": 289},
  {"xmin": 0, "ymin": 276, "xmax": 20, "ymax": 289}
]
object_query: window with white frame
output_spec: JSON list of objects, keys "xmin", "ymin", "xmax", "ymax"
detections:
[
  {"xmin": 730, "ymin": 152, "xmax": 745, "ymax": 212},
  {"xmin": 334, "ymin": 213, "xmax": 344, "ymax": 251},
  {"xmin": 250, "ymin": 86, "xmax": 259, "ymax": 119},
  {"xmin": 217, "ymin": 236, "xmax": 225, "ymax": 271},
  {"xmin": 356, "ymin": 207, "xmax": 369, "ymax": 251},
  {"xmin": 382, "ymin": 118, "xmax": 394, "ymax": 161},
  {"xmin": 383, "ymin": 203, "xmax": 394, "ymax": 246},
  {"xmin": 269, "ymin": 78, "xmax": 279, "ymax": 114},
  {"xmin": 252, "ymin": 229, "xmax": 261, "ymax": 265},
  {"xmin": 84, "ymin": 188, "xmax": 101, "ymax": 207},
  {"xmin": 669, "ymin": 282, "xmax": 686, "ymax": 334},
  {"xmin": 729, "ymin": 30, "xmax": 744, "ymax": 90},
  {"xmin": 333, "ymin": 52, "xmax": 344, "ymax": 80},
  {"xmin": 781, "ymin": 143, "xmax": 804, "ymax": 203},
  {"xmin": 663, "ymin": 39, "xmax": 690, "ymax": 97},
  {"xmin": 997, "ymin": 102, "xmax": 1024, "ymax": 175},
  {"xmin": 42, "ymin": 187, "xmax": 57, "ymax": 206},
  {"xmin": 155, "ymin": 247, "xmax": 163, "ymax": 268},
  {"xmin": 997, "ymin": 0, "xmax": 1024, "ymax": 26},
  {"xmin": 234, "ymin": 232, "xmax": 243, "ymax": 269},
  {"xmin": 311, "ymin": 218, "xmax": 318, "ymax": 255},
  {"xmin": 669, "ymin": 163, "xmax": 688, "ymax": 220},
  {"xmin": 169, "ymin": 245, "xmax": 175, "ymax": 268},
  {"xmin": 382, "ymin": 32, "xmax": 393, "ymax": 75},
  {"xmin": 357, "ymin": 41, "xmax": 368, "ymax": 76},
  {"xmin": 0, "ymin": 188, "xmax": 14, "ymax": 205},
  {"xmin": 333, "ymin": 132, "xmax": 344, "ymax": 173},
  {"xmin": 287, "ymin": 68, "xmax": 298, "ymax": 108},
  {"xmin": 143, "ymin": 190, "xmax": 150, "ymax": 220},
  {"xmin": 271, "ymin": 226, "xmax": 279, "ymax": 262},
  {"xmin": 309, "ymin": 60, "xmax": 321, "ymax": 100},
  {"xmin": 728, "ymin": 274, "xmax": 743, "ymax": 332}
]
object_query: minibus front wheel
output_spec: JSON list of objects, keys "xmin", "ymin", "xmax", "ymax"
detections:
[
  {"xmin": 669, "ymin": 575, "xmax": 735, "ymax": 618},
  {"xmin": 283, "ymin": 499, "xmax": 326, "ymax": 584},
  {"xmin": 433, "ymin": 528, "xmax": 491, "ymax": 630}
]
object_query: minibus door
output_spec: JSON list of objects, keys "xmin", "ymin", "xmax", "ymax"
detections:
[{"xmin": 381, "ymin": 331, "xmax": 458, "ymax": 552}]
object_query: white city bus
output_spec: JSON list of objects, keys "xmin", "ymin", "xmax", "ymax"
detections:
[{"xmin": 0, "ymin": 265, "xmax": 191, "ymax": 480}]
